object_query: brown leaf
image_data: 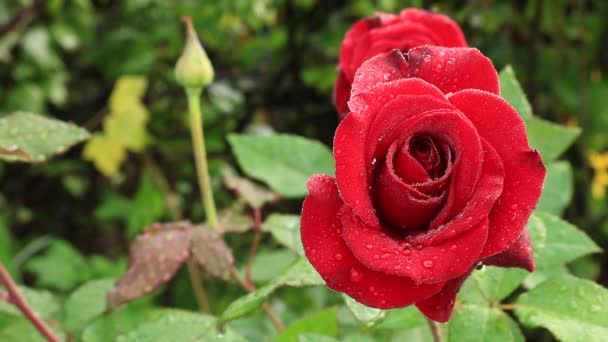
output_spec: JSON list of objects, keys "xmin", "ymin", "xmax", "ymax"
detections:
[
  {"xmin": 218, "ymin": 208, "xmax": 254, "ymax": 234},
  {"xmin": 107, "ymin": 222, "xmax": 192, "ymax": 309},
  {"xmin": 222, "ymin": 170, "xmax": 280, "ymax": 208},
  {"xmin": 190, "ymin": 226, "xmax": 234, "ymax": 281}
]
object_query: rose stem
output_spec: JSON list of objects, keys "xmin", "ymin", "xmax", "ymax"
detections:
[
  {"xmin": 245, "ymin": 208, "xmax": 263, "ymax": 287},
  {"xmin": 186, "ymin": 87, "xmax": 220, "ymax": 230},
  {"xmin": 144, "ymin": 154, "xmax": 210, "ymax": 313},
  {"xmin": 0, "ymin": 263, "xmax": 60, "ymax": 342},
  {"xmin": 426, "ymin": 318, "xmax": 444, "ymax": 342}
]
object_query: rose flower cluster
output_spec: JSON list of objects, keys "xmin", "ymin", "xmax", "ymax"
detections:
[{"xmin": 300, "ymin": 9, "xmax": 546, "ymax": 322}]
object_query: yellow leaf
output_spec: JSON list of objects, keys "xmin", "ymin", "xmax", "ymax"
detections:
[{"xmin": 82, "ymin": 133, "xmax": 126, "ymax": 176}]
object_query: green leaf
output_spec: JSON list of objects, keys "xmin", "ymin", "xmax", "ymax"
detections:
[
  {"xmin": 515, "ymin": 276, "xmax": 608, "ymax": 342},
  {"xmin": 534, "ymin": 212, "xmax": 601, "ymax": 269},
  {"xmin": 228, "ymin": 134, "xmax": 334, "ymax": 198},
  {"xmin": 24, "ymin": 239, "xmax": 88, "ymax": 291},
  {"xmin": 0, "ymin": 317, "xmax": 64, "ymax": 342},
  {"xmin": 249, "ymin": 249, "xmax": 298, "ymax": 284},
  {"xmin": 376, "ymin": 306, "xmax": 427, "ymax": 330},
  {"xmin": 116, "ymin": 310, "xmax": 218, "ymax": 342},
  {"xmin": 0, "ymin": 287, "xmax": 59, "ymax": 318},
  {"xmin": 298, "ymin": 333, "xmax": 340, "ymax": 342},
  {"xmin": 221, "ymin": 258, "xmax": 323, "ymax": 321},
  {"xmin": 63, "ymin": 278, "xmax": 115, "ymax": 331},
  {"xmin": 524, "ymin": 116, "xmax": 580, "ymax": 161},
  {"xmin": 0, "ymin": 112, "xmax": 89, "ymax": 163},
  {"xmin": 523, "ymin": 265, "xmax": 570, "ymax": 289},
  {"xmin": 448, "ymin": 305, "xmax": 523, "ymax": 342},
  {"xmin": 499, "ymin": 66, "xmax": 533, "ymax": 119},
  {"xmin": 262, "ymin": 214, "xmax": 304, "ymax": 255},
  {"xmin": 536, "ymin": 161, "xmax": 573, "ymax": 215},
  {"xmin": 472, "ymin": 266, "xmax": 528, "ymax": 302},
  {"xmin": 275, "ymin": 308, "xmax": 338, "ymax": 342},
  {"xmin": 342, "ymin": 295, "xmax": 386, "ymax": 328},
  {"xmin": 222, "ymin": 170, "xmax": 280, "ymax": 208}
]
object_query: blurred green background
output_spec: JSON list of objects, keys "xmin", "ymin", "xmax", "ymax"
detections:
[{"xmin": 0, "ymin": 0, "xmax": 607, "ymax": 340}]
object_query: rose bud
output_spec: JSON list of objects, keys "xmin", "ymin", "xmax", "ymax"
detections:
[
  {"xmin": 301, "ymin": 47, "xmax": 545, "ymax": 322},
  {"xmin": 334, "ymin": 9, "xmax": 467, "ymax": 118},
  {"xmin": 175, "ymin": 16, "xmax": 214, "ymax": 91}
]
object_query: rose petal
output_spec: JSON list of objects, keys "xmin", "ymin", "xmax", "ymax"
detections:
[
  {"xmin": 334, "ymin": 71, "xmax": 351, "ymax": 118},
  {"xmin": 301, "ymin": 175, "xmax": 445, "ymax": 308},
  {"xmin": 366, "ymin": 103, "xmax": 484, "ymax": 227},
  {"xmin": 400, "ymin": 9, "xmax": 467, "ymax": 47},
  {"xmin": 414, "ymin": 140, "xmax": 504, "ymax": 246},
  {"xmin": 415, "ymin": 268, "xmax": 473, "ymax": 322},
  {"xmin": 340, "ymin": 204, "xmax": 490, "ymax": 284},
  {"xmin": 373, "ymin": 140, "xmax": 445, "ymax": 229},
  {"xmin": 348, "ymin": 76, "xmax": 447, "ymax": 117},
  {"xmin": 483, "ymin": 229, "xmax": 534, "ymax": 272},
  {"xmin": 350, "ymin": 50, "xmax": 411, "ymax": 99},
  {"xmin": 448, "ymin": 90, "xmax": 546, "ymax": 257},
  {"xmin": 408, "ymin": 46, "xmax": 500, "ymax": 95}
]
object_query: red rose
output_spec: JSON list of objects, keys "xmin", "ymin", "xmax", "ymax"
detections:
[
  {"xmin": 301, "ymin": 46, "xmax": 545, "ymax": 322},
  {"xmin": 334, "ymin": 9, "xmax": 468, "ymax": 118}
]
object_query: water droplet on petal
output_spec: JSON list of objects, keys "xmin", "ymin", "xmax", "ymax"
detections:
[
  {"xmin": 366, "ymin": 244, "xmax": 373, "ymax": 249},
  {"xmin": 402, "ymin": 249, "xmax": 411, "ymax": 256},
  {"xmin": 423, "ymin": 260, "xmax": 434, "ymax": 268},
  {"xmin": 334, "ymin": 253, "xmax": 343, "ymax": 261},
  {"xmin": 450, "ymin": 245, "xmax": 458, "ymax": 251},
  {"xmin": 349, "ymin": 268, "xmax": 363, "ymax": 282}
]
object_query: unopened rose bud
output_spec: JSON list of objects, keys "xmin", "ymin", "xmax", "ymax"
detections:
[{"xmin": 175, "ymin": 16, "xmax": 214, "ymax": 90}]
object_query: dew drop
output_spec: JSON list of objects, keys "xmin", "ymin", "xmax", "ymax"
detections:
[
  {"xmin": 415, "ymin": 244, "xmax": 423, "ymax": 250},
  {"xmin": 334, "ymin": 253, "xmax": 343, "ymax": 261},
  {"xmin": 402, "ymin": 249, "xmax": 411, "ymax": 256},
  {"xmin": 450, "ymin": 245, "xmax": 458, "ymax": 251},
  {"xmin": 366, "ymin": 244, "xmax": 373, "ymax": 249},
  {"xmin": 381, "ymin": 253, "xmax": 391, "ymax": 259},
  {"xmin": 349, "ymin": 268, "xmax": 363, "ymax": 282},
  {"xmin": 423, "ymin": 260, "xmax": 434, "ymax": 268}
]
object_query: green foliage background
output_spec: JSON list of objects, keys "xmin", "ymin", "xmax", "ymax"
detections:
[{"xmin": 0, "ymin": 0, "xmax": 607, "ymax": 341}]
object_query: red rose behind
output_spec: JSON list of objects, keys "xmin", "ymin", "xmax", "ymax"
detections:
[
  {"xmin": 302, "ymin": 46, "xmax": 545, "ymax": 322},
  {"xmin": 334, "ymin": 9, "xmax": 468, "ymax": 117}
]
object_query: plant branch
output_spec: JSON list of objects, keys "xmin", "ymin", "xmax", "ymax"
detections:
[
  {"xmin": 143, "ymin": 154, "xmax": 210, "ymax": 313},
  {"xmin": 186, "ymin": 88, "xmax": 219, "ymax": 230},
  {"xmin": 245, "ymin": 208, "xmax": 262, "ymax": 287},
  {"xmin": 0, "ymin": 263, "xmax": 60, "ymax": 342},
  {"xmin": 228, "ymin": 267, "xmax": 284, "ymax": 331},
  {"xmin": 426, "ymin": 318, "xmax": 443, "ymax": 342},
  {"xmin": 498, "ymin": 303, "xmax": 517, "ymax": 310}
]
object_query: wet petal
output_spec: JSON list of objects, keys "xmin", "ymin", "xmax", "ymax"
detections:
[
  {"xmin": 301, "ymin": 175, "xmax": 445, "ymax": 308},
  {"xmin": 415, "ymin": 268, "xmax": 473, "ymax": 322},
  {"xmin": 449, "ymin": 90, "xmax": 546, "ymax": 257},
  {"xmin": 483, "ymin": 230, "xmax": 534, "ymax": 272}
]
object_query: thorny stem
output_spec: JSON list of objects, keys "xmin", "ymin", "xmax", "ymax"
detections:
[
  {"xmin": 245, "ymin": 208, "xmax": 263, "ymax": 287},
  {"xmin": 186, "ymin": 87, "xmax": 219, "ymax": 230},
  {"xmin": 426, "ymin": 318, "xmax": 444, "ymax": 342},
  {"xmin": 229, "ymin": 267, "xmax": 284, "ymax": 331},
  {"xmin": 144, "ymin": 154, "xmax": 210, "ymax": 313},
  {"xmin": 0, "ymin": 263, "xmax": 60, "ymax": 342}
]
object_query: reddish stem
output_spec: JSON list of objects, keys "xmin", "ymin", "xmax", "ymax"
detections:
[
  {"xmin": 0, "ymin": 263, "xmax": 60, "ymax": 342},
  {"xmin": 245, "ymin": 208, "xmax": 262, "ymax": 287}
]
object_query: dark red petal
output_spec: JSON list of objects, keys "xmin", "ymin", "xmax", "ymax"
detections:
[
  {"xmin": 408, "ymin": 46, "xmax": 500, "ymax": 95},
  {"xmin": 373, "ymin": 141, "xmax": 445, "ymax": 229},
  {"xmin": 448, "ymin": 90, "xmax": 546, "ymax": 257},
  {"xmin": 415, "ymin": 268, "xmax": 473, "ymax": 322},
  {"xmin": 334, "ymin": 112, "xmax": 380, "ymax": 227},
  {"xmin": 393, "ymin": 141, "xmax": 432, "ymax": 184},
  {"xmin": 350, "ymin": 50, "xmax": 410, "ymax": 99},
  {"xmin": 413, "ymin": 140, "xmax": 504, "ymax": 246},
  {"xmin": 483, "ymin": 230, "xmax": 535, "ymax": 272},
  {"xmin": 340, "ymin": 205, "xmax": 490, "ymax": 284},
  {"xmin": 301, "ymin": 175, "xmax": 444, "ymax": 308},
  {"xmin": 348, "ymin": 77, "xmax": 446, "ymax": 118},
  {"xmin": 339, "ymin": 16, "xmax": 394, "ymax": 79},
  {"xmin": 334, "ymin": 71, "xmax": 351, "ymax": 118},
  {"xmin": 366, "ymin": 104, "xmax": 484, "ymax": 227},
  {"xmin": 400, "ymin": 9, "xmax": 468, "ymax": 47}
]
